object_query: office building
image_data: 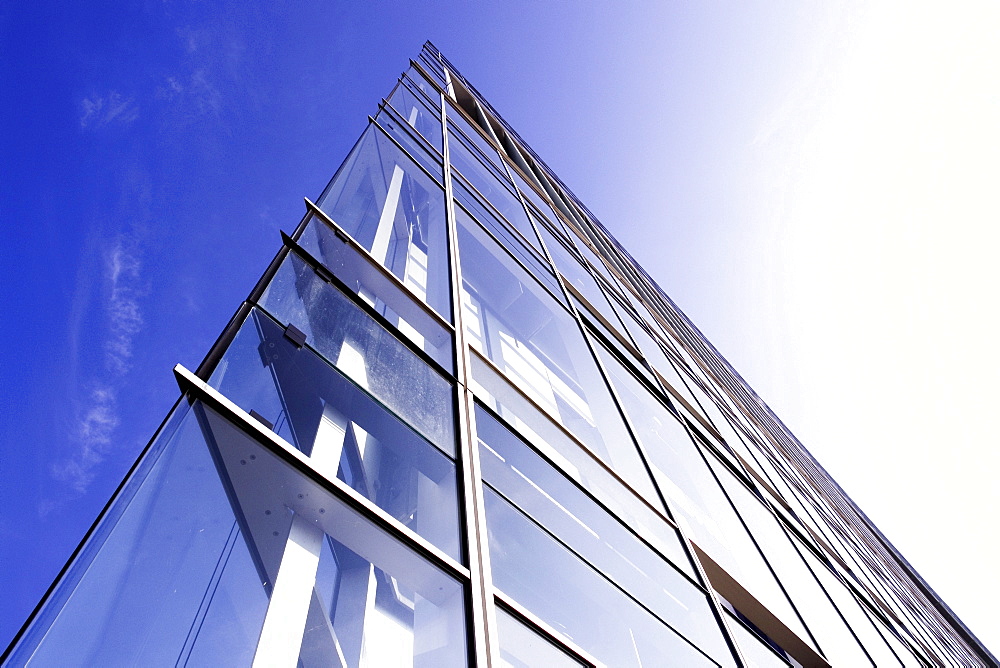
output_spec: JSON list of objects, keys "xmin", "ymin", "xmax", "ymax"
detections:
[{"xmin": 3, "ymin": 43, "xmax": 994, "ymax": 667}]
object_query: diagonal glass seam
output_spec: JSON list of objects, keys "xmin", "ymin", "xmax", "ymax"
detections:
[
  {"xmin": 493, "ymin": 595, "xmax": 606, "ymax": 668},
  {"xmin": 172, "ymin": 364, "xmax": 471, "ymax": 583}
]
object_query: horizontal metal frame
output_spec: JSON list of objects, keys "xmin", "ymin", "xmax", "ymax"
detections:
[
  {"xmin": 280, "ymin": 226, "xmax": 457, "ymax": 383},
  {"xmin": 302, "ymin": 197, "xmax": 455, "ymax": 333},
  {"xmin": 174, "ymin": 364, "xmax": 471, "ymax": 582},
  {"xmin": 493, "ymin": 592, "xmax": 605, "ymax": 668}
]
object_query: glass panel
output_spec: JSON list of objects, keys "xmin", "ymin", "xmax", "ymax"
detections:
[
  {"xmin": 7, "ymin": 404, "xmax": 271, "ymax": 667},
  {"xmin": 469, "ymin": 362, "xmax": 693, "ymax": 577},
  {"xmin": 476, "ymin": 404, "xmax": 692, "ymax": 579},
  {"xmin": 595, "ymin": 343, "xmax": 813, "ymax": 647},
  {"xmin": 512, "ymin": 168, "xmax": 560, "ymax": 224},
  {"xmin": 260, "ymin": 252, "xmax": 456, "ymax": 453},
  {"xmin": 478, "ymin": 407, "xmax": 731, "ymax": 661},
  {"xmin": 209, "ymin": 308, "xmax": 461, "ymax": 559},
  {"xmin": 195, "ymin": 402, "xmax": 468, "ymax": 668},
  {"xmin": 801, "ymin": 547, "xmax": 904, "ymax": 667},
  {"xmin": 457, "ymin": 216, "xmax": 659, "ymax": 504},
  {"xmin": 485, "ymin": 488, "xmax": 724, "ymax": 668},
  {"xmin": 449, "ymin": 141, "xmax": 539, "ymax": 252},
  {"xmin": 316, "ymin": 125, "xmax": 451, "ymax": 320},
  {"xmin": 299, "ymin": 215, "xmax": 453, "ymax": 370},
  {"xmin": 453, "ymin": 186, "xmax": 556, "ymax": 294},
  {"xmin": 446, "ymin": 103, "xmax": 505, "ymax": 171},
  {"xmin": 387, "ymin": 82, "xmax": 442, "ymax": 151},
  {"xmin": 496, "ymin": 607, "xmax": 585, "ymax": 668},
  {"xmin": 403, "ymin": 67, "xmax": 441, "ymax": 107},
  {"xmin": 708, "ymin": 456, "xmax": 871, "ymax": 665}
]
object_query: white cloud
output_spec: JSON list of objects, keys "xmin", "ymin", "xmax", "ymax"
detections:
[
  {"xmin": 79, "ymin": 91, "xmax": 139, "ymax": 129},
  {"xmin": 52, "ymin": 385, "xmax": 120, "ymax": 495}
]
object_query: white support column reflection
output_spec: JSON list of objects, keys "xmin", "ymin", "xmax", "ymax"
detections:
[{"xmin": 253, "ymin": 513, "xmax": 325, "ymax": 668}]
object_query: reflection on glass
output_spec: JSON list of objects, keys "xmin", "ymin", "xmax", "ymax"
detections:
[
  {"xmin": 299, "ymin": 215, "xmax": 454, "ymax": 370},
  {"xmin": 388, "ymin": 81, "xmax": 442, "ymax": 151},
  {"xmin": 496, "ymin": 607, "xmax": 585, "ymax": 667},
  {"xmin": 457, "ymin": 215, "xmax": 658, "ymax": 503},
  {"xmin": 196, "ymin": 402, "xmax": 468, "ymax": 668},
  {"xmin": 485, "ymin": 489, "xmax": 722, "ymax": 668},
  {"xmin": 260, "ymin": 253, "xmax": 456, "ymax": 453},
  {"xmin": 446, "ymin": 103, "xmax": 506, "ymax": 172},
  {"xmin": 596, "ymin": 343, "xmax": 814, "ymax": 647},
  {"xmin": 469, "ymin": 359, "xmax": 691, "ymax": 576},
  {"xmin": 454, "ymin": 187, "xmax": 556, "ymax": 294},
  {"xmin": 8, "ymin": 404, "xmax": 270, "ymax": 667},
  {"xmin": 209, "ymin": 308, "xmax": 461, "ymax": 559},
  {"xmin": 708, "ymin": 456, "xmax": 871, "ymax": 666},
  {"xmin": 478, "ymin": 407, "xmax": 729, "ymax": 658},
  {"xmin": 317, "ymin": 125, "xmax": 450, "ymax": 319},
  {"xmin": 449, "ymin": 140, "xmax": 540, "ymax": 252}
]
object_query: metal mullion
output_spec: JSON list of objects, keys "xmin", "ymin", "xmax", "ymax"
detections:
[
  {"xmin": 442, "ymin": 100, "xmax": 497, "ymax": 668},
  {"xmin": 301, "ymin": 199, "xmax": 455, "ymax": 333},
  {"xmin": 173, "ymin": 365, "xmax": 471, "ymax": 582}
]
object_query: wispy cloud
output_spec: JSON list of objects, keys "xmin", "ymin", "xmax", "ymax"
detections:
[
  {"xmin": 104, "ymin": 241, "xmax": 146, "ymax": 375},
  {"xmin": 52, "ymin": 385, "xmax": 120, "ymax": 495},
  {"xmin": 50, "ymin": 233, "xmax": 147, "ymax": 499},
  {"xmin": 79, "ymin": 91, "xmax": 139, "ymax": 129}
]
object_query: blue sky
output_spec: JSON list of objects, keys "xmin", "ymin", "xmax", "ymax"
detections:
[{"xmin": 2, "ymin": 0, "xmax": 997, "ymax": 654}]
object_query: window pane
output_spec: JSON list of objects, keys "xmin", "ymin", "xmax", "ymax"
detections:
[
  {"xmin": 387, "ymin": 82, "xmax": 442, "ymax": 151},
  {"xmin": 194, "ymin": 402, "xmax": 468, "ymax": 668},
  {"xmin": 299, "ymin": 214, "xmax": 454, "ymax": 370},
  {"xmin": 209, "ymin": 308, "xmax": 461, "ymax": 559},
  {"xmin": 8, "ymin": 405, "xmax": 271, "ymax": 667},
  {"xmin": 316, "ymin": 125, "xmax": 451, "ymax": 319},
  {"xmin": 478, "ymin": 407, "xmax": 729, "ymax": 660},
  {"xmin": 496, "ymin": 607, "xmax": 585, "ymax": 667},
  {"xmin": 724, "ymin": 611, "xmax": 794, "ymax": 668},
  {"xmin": 260, "ymin": 253, "xmax": 456, "ymax": 454},
  {"xmin": 596, "ymin": 343, "xmax": 814, "ymax": 648},
  {"xmin": 485, "ymin": 488, "xmax": 723, "ymax": 668},
  {"xmin": 457, "ymin": 216, "xmax": 658, "ymax": 503},
  {"xmin": 469, "ymin": 364, "xmax": 692, "ymax": 577}
]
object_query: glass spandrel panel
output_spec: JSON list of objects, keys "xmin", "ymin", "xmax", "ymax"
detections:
[
  {"xmin": 478, "ymin": 407, "xmax": 731, "ymax": 661},
  {"xmin": 453, "ymin": 189, "xmax": 557, "ymax": 295},
  {"xmin": 496, "ymin": 607, "xmax": 586, "ymax": 668},
  {"xmin": 595, "ymin": 343, "xmax": 813, "ymax": 648},
  {"xmin": 469, "ymin": 358, "xmax": 694, "ymax": 577},
  {"xmin": 195, "ymin": 401, "xmax": 468, "ymax": 668},
  {"xmin": 387, "ymin": 82, "xmax": 442, "ymax": 152},
  {"xmin": 316, "ymin": 125, "xmax": 451, "ymax": 320},
  {"xmin": 484, "ymin": 488, "xmax": 726, "ymax": 668},
  {"xmin": 7, "ymin": 404, "xmax": 270, "ymax": 667},
  {"xmin": 457, "ymin": 216, "xmax": 659, "ymax": 504},
  {"xmin": 299, "ymin": 215, "xmax": 454, "ymax": 371},
  {"xmin": 260, "ymin": 252, "xmax": 456, "ymax": 454},
  {"xmin": 512, "ymin": 168, "xmax": 560, "ymax": 224},
  {"xmin": 707, "ymin": 455, "xmax": 871, "ymax": 666},
  {"xmin": 208, "ymin": 308, "xmax": 461, "ymax": 560}
]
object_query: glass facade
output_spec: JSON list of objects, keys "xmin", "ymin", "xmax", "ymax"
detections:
[{"xmin": 4, "ymin": 43, "xmax": 995, "ymax": 667}]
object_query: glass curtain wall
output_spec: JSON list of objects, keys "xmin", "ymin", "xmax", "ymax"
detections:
[{"xmin": 5, "ymin": 44, "xmax": 993, "ymax": 668}]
